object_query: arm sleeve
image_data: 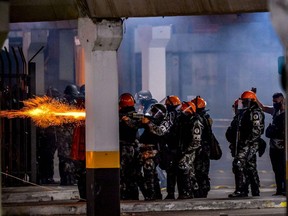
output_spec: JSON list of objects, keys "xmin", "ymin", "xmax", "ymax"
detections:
[
  {"xmin": 188, "ymin": 119, "xmax": 203, "ymax": 151},
  {"xmin": 147, "ymin": 119, "xmax": 171, "ymax": 136},
  {"xmin": 248, "ymin": 110, "xmax": 265, "ymax": 143}
]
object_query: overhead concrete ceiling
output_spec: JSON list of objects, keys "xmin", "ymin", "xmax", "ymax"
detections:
[
  {"xmin": 9, "ymin": 0, "xmax": 268, "ymax": 23},
  {"xmin": 85, "ymin": 0, "xmax": 268, "ymax": 18},
  {"xmin": 9, "ymin": 0, "xmax": 79, "ymax": 23}
]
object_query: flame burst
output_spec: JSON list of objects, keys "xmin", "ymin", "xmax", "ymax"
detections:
[{"xmin": 0, "ymin": 96, "xmax": 85, "ymax": 128}]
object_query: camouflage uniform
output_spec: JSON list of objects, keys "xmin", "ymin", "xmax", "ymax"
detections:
[
  {"xmin": 193, "ymin": 112, "xmax": 212, "ymax": 198},
  {"xmin": 55, "ymin": 84, "xmax": 79, "ymax": 186},
  {"xmin": 228, "ymin": 103, "xmax": 265, "ymax": 197},
  {"xmin": 138, "ymin": 116, "xmax": 170, "ymax": 200},
  {"xmin": 226, "ymin": 111, "xmax": 251, "ymax": 195},
  {"xmin": 57, "ymin": 124, "xmax": 75, "ymax": 185},
  {"xmin": 161, "ymin": 108, "xmax": 181, "ymax": 199},
  {"xmin": 119, "ymin": 107, "xmax": 142, "ymax": 200},
  {"xmin": 176, "ymin": 113, "xmax": 201, "ymax": 199}
]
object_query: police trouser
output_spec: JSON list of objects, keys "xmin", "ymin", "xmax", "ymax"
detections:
[
  {"xmin": 138, "ymin": 147, "xmax": 161, "ymax": 200},
  {"xmin": 120, "ymin": 144, "xmax": 139, "ymax": 200},
  {"xmin": 166, "ymin": 164, "xmax": 177, "ymax": 195},
  {"xmin": 270, "ymin": 147, "xmax": 286, "ymax": 193},
  {"xmin": 194, "ymin": 149, "xmax": 210, "ymax": 198},
  {"xmin": 246, "ymin": 154, "xmax": 260, "ymax": 195},
  {"xmin": 233, "ymin": 145, "xmax": 259, "ymax": 194},
  {"xmin": 177, "ymin": 152, "xmax": 197, "ymax": 198},
  {"xmin": 59, "ymin": 156, "xmax": 75, "ymax": 185},
  {"xmin": 74, "ymin": 160, "xmax": 86, "ymax": 199},
  {"xmin": 164, "ymin": 150, "xmax": 178, "ymax": 195}
]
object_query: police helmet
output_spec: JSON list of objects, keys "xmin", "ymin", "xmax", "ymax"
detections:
[
  {"xmin": 46, "ymin": 87, "xmax": 61, "ymax": 99},
  {"xmin": 180, "ymin": 101, "xmax": 196, "ymax": 115},
  {"xmin": 134, "ymin": 90, "xmax": 153, "ymax": 105},
  {"xmin": 191, "ymin": 96, "xmax": 207, "ymax": 109},
  {"xmin": 64, "ymin": 84, "xmax": 79, "ymax": 98},
  {"xmin": 119, "ymin": 93, "xmax": 135, "ymax": 110},
  {"xmin": 146, "ymin": 103, "xmax": 167, "ymax": 121}
]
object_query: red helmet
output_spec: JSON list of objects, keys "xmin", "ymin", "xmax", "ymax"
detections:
[
  {"xmin": 180, "ymin": 101, "xmax": 196, "ymax": 115},
  {"xmin": 119, "ymin": 93, "xmax": 135, "ymax": 109},
  {"xmin": 191, "ymin": 96, "xmax": 206, "ymax": 109},
  {"xmin": 240, "ymin": 91, "xmax": 256, "ymax": 101},
  {"xmin": 165, "ymin": 95, "xmax": 181, "ymax": 106}
]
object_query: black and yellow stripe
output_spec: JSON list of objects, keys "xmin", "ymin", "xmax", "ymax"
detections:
[
  {"xmin": 86, "ymin": 151, "xmax": 120, "ymax": 168},
  {"xmin": 86, "ymin": 151, "xmax": 120, "ymax": 216}
]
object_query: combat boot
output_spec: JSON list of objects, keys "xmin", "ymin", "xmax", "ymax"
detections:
[
  {"xmin": 178, "ymin": 191, "xmax": 193, "ymax": 199},
  {"xmin": 228, "ymin": 191, "xmax": 248, "ymax": 198},
  {"xmin": 164, "ymin": 193, "xmax": 175, "ymax": 200},
  {"xmin": 252, "ymin": 189, "xmax": 260, "ymax": 196},
  {"xmin": 178, "ymin": 194, "xmax": 193, "ymax": 199},
  {"xmin": 155, "ymin": 193, "xmax": 163, "ymax": 200}
]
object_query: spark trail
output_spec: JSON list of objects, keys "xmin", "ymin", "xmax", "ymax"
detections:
[{"xmin": 0, "ymin": 96, "xmax": 85, "ymax": 128}]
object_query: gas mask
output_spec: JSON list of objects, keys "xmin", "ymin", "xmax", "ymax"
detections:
[
  {"xmin": 238, "ymin": 99, "xmax": 250, "ymax": 110},
  {"xmin": 273, "ymin": 101, "xmax": 282, "ymax": 111}
]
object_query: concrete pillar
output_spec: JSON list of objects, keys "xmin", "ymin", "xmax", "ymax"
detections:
[
  {"xmin": 23, "ymin": 30, "xmax": 48, "ymax": 95},
  {"xmin": 135, "ymin": 25, "xmax": 152, "ymax": 92},
  {"xmin": 74, "ymin": 36, "xmax": 85, "ymax": 86},
  {"xmin": 136, "ymin": 25, "xmax": 171, "ymax": 101},
  {"xmin": 59, "ymin": 30, "xmax": 75, "ymax": 83},
  {"xmin": 78, "ymin": 17, "xmax": 122, "ymax": 216}
]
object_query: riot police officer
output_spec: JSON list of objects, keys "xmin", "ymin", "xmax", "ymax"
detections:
[
  {"xmin": 161, "ymin": 95, "xmax": 182, "ymax": 200},
  {"xmin": 138, "ymin": 103, "xmax": 170, "ymax": 200},
  {"xmin": 176, "ymin": 101, "xmax": 201, "ymax": 199},
  {"xmin": 119, "ymin": 93, "xmax": 143, "ymax": 200},
  {"xmin": 228, "ymin": 90, "xmax": 265, "ymax": 197},
  {"xmin": 134, "ymin": 90, "xmax": 158, "ymax": 113},
  {"xmin": 63, "ymin": 84, "xmax": 79, "ymax": 104},
  {"xmin": 57, "ymin": 84, "xmax": 79, "ymax": 185},
  {"xmin": 191, "ymin": 96, "xmax": 213, "ymax": 198},
  {"xmin": 37, "ymin": 87, "xmax": 61, "ymax": 184}
]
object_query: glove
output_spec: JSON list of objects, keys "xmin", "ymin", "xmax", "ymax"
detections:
[
  {"xmin": 121, "ymin": 115, "xmax": 129, "ymax": 121},
  {"xmin": 142, "ymin": 117, "xmax": 150, "ymax": 124}
]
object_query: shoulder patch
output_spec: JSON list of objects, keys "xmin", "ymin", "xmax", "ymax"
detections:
[
  {"xmin": 253, "ymin": 114, "xmax": 259, "ymax": 120},
  {"xmin": 194, "ymin": 128, "xmax": 200, "ymax": 134}
]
